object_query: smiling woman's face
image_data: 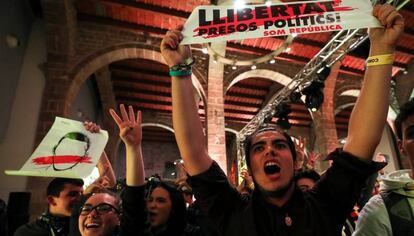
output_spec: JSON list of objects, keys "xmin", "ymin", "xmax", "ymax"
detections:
[{"xmin": 78, "ymin": 193, "xmax": 120, "ymax": 236}]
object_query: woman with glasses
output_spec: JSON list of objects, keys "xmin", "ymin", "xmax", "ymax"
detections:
[{"xmin": 75, "ymin": 104, "xmax": 152, "ymax": 236}]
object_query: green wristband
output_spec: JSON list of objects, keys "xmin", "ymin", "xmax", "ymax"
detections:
[{"xmin": 169, "ymin": 69, "xmax": 192, "ymax": 77}]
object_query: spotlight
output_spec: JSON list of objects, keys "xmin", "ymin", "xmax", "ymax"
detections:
[
  {"xmin": 316, "ymin": 65, "xmax": 331, "ymax": 81},
  {"xmin": 232, "ymin": 65, "xmax": 237, "ymax": 70},
  {"xmin": 302, "ymin": 81, "xmax": 324, "ymax": 112},
  {"xmin": 275, "ymin": 103, "xmax": 291, "ymax": 117},
  {"xmin": 269, "ymin": 59, "xmax": 276, "ymax": 64},
  {"xmin": 289, "ymin": 91, "xmax": 302, "ymax": 103},
  {"xmin": 276, "ymin": 117, "xmax": 291, "ymax": 130},
  {"xmin": 251, "ymin": 65, "xmax": 257, "ymax": 70},
  {"xmin": 274, "ymin": 103, "xmax": 292, "ymax": 130},
  {"xmin": 201, "ymin": 47, "xmax": 208, "ymax": 54},
  {"xmin": 263, "ymin": 113, "xmax": 273, "ymax": 124}
]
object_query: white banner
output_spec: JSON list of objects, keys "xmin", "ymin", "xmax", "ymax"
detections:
[
  {"xmin": 181, "ymin": 0, "xmax": 380, "ymax": 45},
  {"xmin": 5, "ymin": 117, "xmax": 108, "ymax": 178}
]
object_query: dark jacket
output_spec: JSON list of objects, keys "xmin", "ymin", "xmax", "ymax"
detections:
[
  {"xmin": 188, "ymin": 149, "xmax": 385, "ymax": 236},
  {"xmin": 14, "ymin": 212, "xmax": 70, "ymax": 236}
]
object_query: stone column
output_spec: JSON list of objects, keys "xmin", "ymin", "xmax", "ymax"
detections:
[
  {"xmin": 207, "ymin": 42, "xmax": 227, "ymax": 173},
  {"xmin": 94, "ymin": 66, "xmax": 119, "ymax": 167},
  {"xmin": 312, "ymin": 62, "xmax": 341, "ymax": 172}
]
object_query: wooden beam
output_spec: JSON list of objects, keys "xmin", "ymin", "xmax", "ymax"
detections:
[{"xmin": 100, "ymin": 0, "xmax": 190, "ymax": 18}]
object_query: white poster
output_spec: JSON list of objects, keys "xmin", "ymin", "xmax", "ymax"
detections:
[
  {"xmin": 181, "ymin": 0, "xmax": 381, "ymax": 45},
  {"xmin": 5, "ymin": 117, "xmax": 108, "ymax": 178}
]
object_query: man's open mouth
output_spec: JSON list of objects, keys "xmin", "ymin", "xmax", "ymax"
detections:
[{"xmin": 264, "ymin": 161, "xmax": 281, "ymax": 175}]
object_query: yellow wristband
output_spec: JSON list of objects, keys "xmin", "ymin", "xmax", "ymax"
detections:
[{"xmin": 366, "ymin": 54, "xmax": 394, "ymax": 67}]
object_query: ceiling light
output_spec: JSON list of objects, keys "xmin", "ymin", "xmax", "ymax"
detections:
[
  {"xmin": 251, "ymin": 65, "xmax": 257, "ymax": 70},
  {"xmin": 265, "ymin": 1, "xmax": 272, "ymax": 7},
  {"xmin": 6, "ymin": 34, "xmax": 20, "ymax": 48},
  {"xmin": 402, "ymin": 68, "xmax": 408, "ymax": 75},
  {"xmin": 232, "ymin": 65, "xmax": 237, "ymax": 70},
  {"xmin": 202, "ymin": 47, "xmax": 208, "ymax": 54},
  {"xmin": 234, "ymin": 0, "xmax": 246, "ymax": 9},
  {"xmin": 269, "ymin": 59, "xmax": 276, "ymax": 64}
]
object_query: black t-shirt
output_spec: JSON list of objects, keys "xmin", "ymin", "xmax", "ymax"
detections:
[{"xmin": 188, "ymin": 149, "xmax": 385, "ymax": 236}]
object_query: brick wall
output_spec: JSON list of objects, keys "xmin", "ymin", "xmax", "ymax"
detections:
[{"xmin": 115, "ymin": 141, "xmax": 180, "ymax": 180}]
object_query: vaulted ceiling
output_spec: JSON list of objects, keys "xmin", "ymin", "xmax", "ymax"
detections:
[{"xmin": 74, "ymin": 0, "xmax": 414, "ymax": 142}]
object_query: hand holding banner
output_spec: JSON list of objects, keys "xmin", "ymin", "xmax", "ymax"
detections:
[{"xmin": 181, "ymin": 0, "xmax": 381, "ymax": 45}]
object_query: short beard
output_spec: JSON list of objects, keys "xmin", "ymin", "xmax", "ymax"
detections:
[{"xmin": 257, "ymin": 177, "xmax": 294, "ymax": 199}]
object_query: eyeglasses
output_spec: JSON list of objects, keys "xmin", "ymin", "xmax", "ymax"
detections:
[{"xmin": 80, "ymin": 203, "xmax": 120, "ymax": 216}]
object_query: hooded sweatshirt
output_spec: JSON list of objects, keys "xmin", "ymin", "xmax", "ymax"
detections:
[{"xmin": 353, "ymin": 170, "xmax": 414, "ymax": 236}]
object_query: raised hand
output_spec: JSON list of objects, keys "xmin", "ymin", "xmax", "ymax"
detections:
[
  {"xmin": 306, "ymin": 151, "xmax": 321, "ymax": 170},
  {"xmin": 84, "ymin": 121, "xmax": 101, "ymax": 133},
  {"xmin": 109, "ymin": 104, "xmax": 142, "ymax": 147},
  {"xmin": 294, "ymin": 137, "xmax": 307, "ymax": 159},
  {"xmin": 294, "ymin": 137, "xmax": 307, "ymax": 170},
  {"xmin": 240, "ymin": 169, "xmax": 254, "ymax": 189},
  {"xmin": 160, "ymin": 25, "xmax": 192, "ymax": 68},
  {"xmin": 84, "ymin": 175, "xmax": 111, "ymax": 195},
  {"xmin": 369, "ymin": 4, "xmax": 404, "ymax": 51}
]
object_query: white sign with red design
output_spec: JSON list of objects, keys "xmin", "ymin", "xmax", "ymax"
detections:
[
  {"xmin": 180, "ymin": 0, "xmax": 381, "ymax": 45},
  {"xmin": 5, "ymin": 117, "xmax": 108, "ymax": 178}
]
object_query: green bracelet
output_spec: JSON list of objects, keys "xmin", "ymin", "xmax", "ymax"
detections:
[{"xmin": 169, "ymin": 69, "xmax": 192, "ymax": 77}]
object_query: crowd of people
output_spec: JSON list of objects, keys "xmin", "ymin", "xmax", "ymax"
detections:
[{"xmin": 3, "ymin": 3, "xmax": 413, "ymax": 236}]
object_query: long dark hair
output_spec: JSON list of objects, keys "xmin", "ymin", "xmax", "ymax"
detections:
[{"xmin": 148, "ymin": 181, "xmax": 187, "ymax": 236}]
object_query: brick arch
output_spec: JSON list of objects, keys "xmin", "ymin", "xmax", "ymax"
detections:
[
  {"xmin": 225, "ymin": 69, "xmax": 293, "ymax": 92},
  {"xmin": 64, "ymin": 44, "xmax": 206, "ymax": 117},
  {"xmin": 142, "ymin": 123, "xmax": 174, "ymax": 133},
  {"xmin": 64, "ymin": 45, "xmax": 165, "ymax": 115},
  {"xmin": 334, "ymin": 102, "xmax": 355, "ymax": 115},
  {"xmin": 334, "ymin": 87, "xmax": 360, "ymax": 115},
  {"xmin": 335, "ymin": 84, "xmax": 361, "ymax": 98}
]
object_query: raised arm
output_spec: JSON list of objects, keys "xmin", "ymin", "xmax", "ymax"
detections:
[
  {"xmin": 109, "ymin": 104, "xmax": 145, "ymax": 186},
  {"xmin": 160, "ymin": 27, "xmax": 212, "ymax": 175},
  {"xmin": 83, "ymin": 121, "xmax": 117, "ymax": 188},
  {"xmin": 96, "ymin": 152, "xmax": 117, "ymax": 188},
  {"xmin": 344, "ymin": 4, "xmax": 404, "ymax": 160}
]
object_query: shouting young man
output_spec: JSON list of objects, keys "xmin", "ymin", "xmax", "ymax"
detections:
[{"xmin": 161, "ymin": 4, "xmax": 404, "ymax": 236}]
